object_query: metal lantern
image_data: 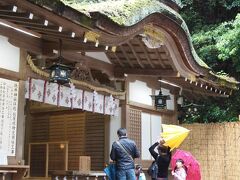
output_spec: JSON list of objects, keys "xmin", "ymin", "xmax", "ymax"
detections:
[
  {"xmin": 49, "ymin": 63, "xmax": 72, "ymax": 85},
  {"xmin": 150, "ymin": 90, "xmax": 170, "ymax": 109},
  {"xmin": 48, "ymin": 39, "xmax": 73, "ymax": 85}
]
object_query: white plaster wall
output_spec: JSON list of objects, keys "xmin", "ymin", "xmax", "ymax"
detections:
[
  {"xmin": 109, "ymin": 107, "xmax": 122, "ymax": 158},
  {"xmin": 141, "ymin": 112, "xmax": 151, "ymax": 160},
  {"xmin": 156, "ymin": 88, "xmax": 175, "ymax": 110},
  {"xmin": 85, "ymin": 52, "xmax": 111, "ymax": 64},
  {"xmin": 151, "ymin": 115, "xmax": 162, "ymax": 144},
  {"xmin": 141, "ymin": 113, "xmax": 162, "ymax": 160},
  {"xmin": 129, "ymin": 80, "xmax": 152, "ymax": 106},
  {"xmin": 0, "ymin": 35, "xmax": 20, "ymax": 72}
]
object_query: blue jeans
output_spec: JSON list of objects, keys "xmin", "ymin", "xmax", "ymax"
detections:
[{"xmin": 116, "ymin": 169, "xmax": 135, "ymax": 180}]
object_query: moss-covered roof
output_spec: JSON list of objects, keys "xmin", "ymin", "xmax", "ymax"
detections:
[
  {"xmin": 59, "ymin": 0, "xmax": 209, "ymax": 69},
  {"xmin": 29, "ymin": 0, "xmax": 239, "ymax": 86}
]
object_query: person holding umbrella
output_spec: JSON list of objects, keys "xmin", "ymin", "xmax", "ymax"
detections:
[
  {"xmin": 170, "ymin": 150, "xmax": 201, "ymax": 180},
  {"xmin": 160, "ymin": 124, "xmax": 201, "ymax": 180},
  {"xmin": 171, "ymin": 159, "xmax": 187, "ymax": 180},
  {"xmin": 149, "ymin": 138, "xmax": 171, "ymax": 180}
]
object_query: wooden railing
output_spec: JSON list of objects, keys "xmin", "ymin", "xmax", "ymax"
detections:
[
  {"xmin": 50, "ymin": 170, "xmax": 106, "ymax": 180},
  {"xmin": 28, "ymin": 141, "xmax": 69, "ymax": 178},
  {"xmin": 0, "ymin": 165, "xmax": 29, "ymax": 180}
]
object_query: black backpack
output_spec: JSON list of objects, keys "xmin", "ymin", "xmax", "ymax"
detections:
[{"xmin": 147, "ymin": 156, "xmax": 159, "ymax": 179}]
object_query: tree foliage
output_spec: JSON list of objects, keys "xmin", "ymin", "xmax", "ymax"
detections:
[
  {"xmin": 192, "ymin": 14, "xmax": 240, "ymax": 74},
  {"xmin": 180, "ymin": 0, "xmax": 240, "ymax": 123}
]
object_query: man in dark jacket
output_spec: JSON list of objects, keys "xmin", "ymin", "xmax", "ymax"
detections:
[{"xmin": 110, "ymin": 128, "xmax": 140, "ymax": 180}]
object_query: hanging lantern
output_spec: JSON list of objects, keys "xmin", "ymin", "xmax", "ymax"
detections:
[
  {"xmin": 49, "ymin": 63, "xmax": 72, "ymax": 84},
  {"xmin": 48, "ymin": 39, "xmax": 73, "ymax": 85},
  {"xmin": 150, "ymin": 90, "xmax": 170, "ymax": 109}
]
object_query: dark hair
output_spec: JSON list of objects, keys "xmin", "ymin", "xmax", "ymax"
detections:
[
  {"xmin": 174, "ymin": 159, "xmax": 188, "ymax": 172},
  {"xmin": 157, "ymin": 145, "xmax": 169, "ymax": 154},
  {"xmin": 117, "ymin": 128, "xmax": 127, "ymax": 137},
  {"xmin": 135, "ymin": 164, "xmax": 142, "ymax": 178},
  {"xmin": 135, "ymin": 164, "xmax": 142, "ymax": 170},
  {"xmin": 176, "ymin": 159, "xmax": 184, "ymax": 164}
]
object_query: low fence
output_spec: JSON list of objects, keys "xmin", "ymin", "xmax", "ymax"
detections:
[{"xmin": 180, "ymin": 122, "xmax": 240, "ymax": 180}]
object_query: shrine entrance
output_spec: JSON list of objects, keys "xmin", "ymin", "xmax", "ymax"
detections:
[{"xmin": 25, "ymin": 101, "xmax": 109, "ymax": 178}]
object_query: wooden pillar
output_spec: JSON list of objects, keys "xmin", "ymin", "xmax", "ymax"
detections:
[
  {"xmin": 27, "ymin": 144, "xmax": 31, "ymax": 178},
  {"xmin": 15, "ymin": 80, "xmax": 26, "ymax": 161},
  {"xmin": 46, "ymin": 143, "xmax": 49, "ymax": 178},
  {"xmin": 65, "ymin": 143, "xmax": 68, "ymax": 171},
  {"xmin": 15, "ymin": 49, "xmax": 27, "ymax": 162},
  {"xmin": 121, "ymin": 104, "xmax": 128, "ymax": 129},
  {"xmin": 104, "ymin": 116, "xmax": 110, "ymax": 164}
]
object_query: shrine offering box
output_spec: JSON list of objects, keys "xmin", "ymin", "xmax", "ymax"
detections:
[{"xmin": 79, "ymin": 156, "xmax": 91, "ymax": 173}]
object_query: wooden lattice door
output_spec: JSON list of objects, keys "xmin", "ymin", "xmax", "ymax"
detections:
[{"xmin": 127, "ymin": 108, "xmax": 142, "ymax": 163}]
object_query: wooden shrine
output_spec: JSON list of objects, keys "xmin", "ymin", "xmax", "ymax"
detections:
[{"xmin": 0, "ymin": 0, "xmax": 239, "ymax": 179}]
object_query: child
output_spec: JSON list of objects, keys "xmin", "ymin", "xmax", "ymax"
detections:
[
  {"xmin": 171, "ymin": 159, "xmax": 187, "ymax": 180},
  {"xmin": 135, "ymin": 165, "xmax": 146, "ymax": 180}
]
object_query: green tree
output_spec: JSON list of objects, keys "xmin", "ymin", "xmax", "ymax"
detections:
[{"xmin": 180, "ymin": 1, "xmax": 240, "ymax": 123}]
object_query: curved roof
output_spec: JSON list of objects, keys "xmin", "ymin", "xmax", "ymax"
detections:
[
  {"xmin": 57, "ymin": 0, "xmax": 238, "ymax": 85},
  {"xmin": 72, "ymin": 0, "xmax": 207, "ymax": 67},
  {"xmin": 2, "ymin": 0, "xmax": 238, "ymax": 94}
]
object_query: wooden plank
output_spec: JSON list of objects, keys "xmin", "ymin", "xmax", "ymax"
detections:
[
  {"xmin": 85, "ymin": 113, "xmax": 105, "ymax": 171},
  {"xmin": 0, "ymin": 18, "xmax": 41, "ymax": 37},
  {"xmin": 155, "ymin": 48, "xmax": 166, "ymax": 68},
  {"xmin": 112, "ymin": 52, "xmax": 124, "ymax": 67},
  {"xmin": 136, "ymin": 38, "xmax": 155, "ymax": 68},
  {"xmin": 127, "ymin": 42, "xmax": 145, "ymax": 68},
  {"xmin": 7, "ymin": 0, "xmax": 87, "ymax": 36},
  {"xmin": 0, "ymin": 11, "xmax": 32, "ymax": 19},
  {"xmin": 119, "ymin": 45, "xmax": 134, "ymax": 67},
  {"xmin": 114, "ymin": 67, "xmax": 178, "ymax": 77},
  {"xmin": 29, "ymin": 110, "xmax": 106, "ymax": 172}
]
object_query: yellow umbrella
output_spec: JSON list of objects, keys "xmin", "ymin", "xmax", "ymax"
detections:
[{"xmin": 161, "ymin": 124, "xmax": 190, "ymax": 151}]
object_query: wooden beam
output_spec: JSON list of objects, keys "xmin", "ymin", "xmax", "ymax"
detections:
[
  {"xmin": 182, "ymin": 88, "xmax": 228, "ymax": 97},
  {"xmin": 0, "ymin": 11, "xmax": 30, "ymax": 19},
  {"xmin": 161, "ymin": 46, "xmax": 177, "ymax": 71},
  {"xmin": 42, "ymin": 40, "xmax": 107, "ymax": 56},
  {"xmin": 0, "ymin": 67, "xmax": 20, "ymax": 81},
  {"xmin": 155, "ymin": 48, "xmax": 166, "ymax": 68},
  {"xmin": 105, "ymin": 53, "xmax": 125, "ymax": 68},
  {"xmin": 0, "ymin": 19, "xmax": 42, "ymax": 54},
  {"xmin": 119, "ymin": 45, "xmax": 134, "ymax": 67},
  {"xmin": 57, "ymin": 52, "xmax": 115, "ymax": 79},
  {"xmin": 1, "ymin": 17, "xmax": 58, "ymax": 31},
  {"xmin": 0, "ymin": 23, "xmax": 103, "ymax": 58},
  {"xmin": 19, "ymin": 49, "xmax": 28, "ymax": 80},
  {"xmin": 136, "ymin": 38, "xmax": 155, "ymax": 68},
  {"xmin": 164, "ymin": 77, "xmax": 229, "ymax": 97},
  {"xmin": 114, "ymin": 68, "xmax": 178, "ymax": 77},
  {"xmin": 7, "ymin": 34, "xmax": 41, "ymax": 55},
  {"xmin": 112, "ymin": 53, "xmax": 124, "ymax": 67},
  {"xmin": 0, "ymin": 18, "xmax": 41, "ymax": 38},
  {"xmin": 7, "ymin": 0, "xmax": 87, "ymax": 37},
  {"xmin": 0, "ymin": 0, "xmax": 126, "ymax": 47},
  {"xmin": 127, "ymin": 42, "xmax": 144, "ymax": 68},
  {"xmin": 15, "ymin": 80, "xmax": 27, "ymax": 166},
  {"xmin": 18, "ymin": 24, "xmax": 61, "ymax": 33},
  {"xmin": 0, "ymin": 5, "xmax": 16, "ymax": 12}
]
